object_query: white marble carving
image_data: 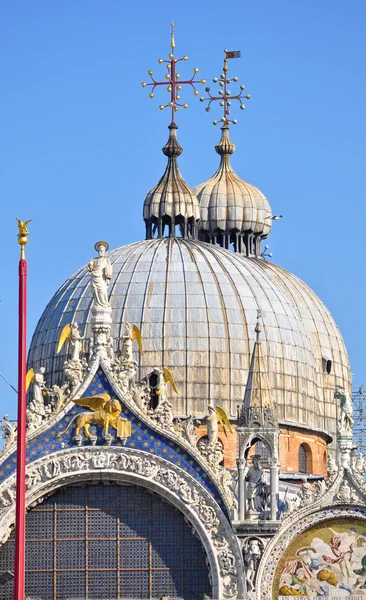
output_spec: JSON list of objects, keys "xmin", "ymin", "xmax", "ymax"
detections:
[
  {"xmin": 335, "ymin": 387, "xmax": 354, "ymax": 434},
  {"xmin": 243, "ymin": 538, "xmax": 263, "ymax": 593},
  {"xmin": 206, "ymin": 405, "xmax": 219, "ymax": 446},
  {"xmin": 245, "ymin": 455, "xmax": 269, "ymax": 515},
  {"xmin": 298, "ymin": 477, "xmax": 315, "ymax": 507},
  {"xmin": 0, "ymin": 416, "xmax": 17, "ymax": 456},
  {"xmin": 175, "ymin": 415, "xmax": 200, "ymax": 446},
  {"xmin": 26, "ymin": 367, "xmax": 51, "ymax": 431},
  {"xmin": 327, "ymin": 454, "xmax": 339, "ymax": 483},
  {"xmin": 69, "ymin": 323, "xmax": 84, "ymax": 362},
  {"xmin": 88, "ymin": 241, "xmax": 112, "ymax": 308}
]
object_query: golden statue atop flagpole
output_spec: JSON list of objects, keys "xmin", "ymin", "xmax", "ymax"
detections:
[{"xmin": 16, "ymin": 218, "xmax": 31, "ymax": 259}]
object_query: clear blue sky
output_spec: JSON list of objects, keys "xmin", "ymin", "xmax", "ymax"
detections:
[{"xmin": 0, "ymin": 1, "xmax": 365, "ymax": 419}]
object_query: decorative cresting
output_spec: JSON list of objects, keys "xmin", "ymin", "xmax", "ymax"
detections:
[
  {"xmin": 143, "ymin": 123, "xmax": 200, "ymax": 239},
  {"xmin": 0, "ymin": 447, "xmax": 244, "ymax": 600},
  {"xmin": 195, "ymin": 50, "xmax": 272, "ymax": 255}
]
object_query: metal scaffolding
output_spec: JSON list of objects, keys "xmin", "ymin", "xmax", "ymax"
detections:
[{"xmin": 353, "ymin": 386, "xmax": 366, "ymax": 454}]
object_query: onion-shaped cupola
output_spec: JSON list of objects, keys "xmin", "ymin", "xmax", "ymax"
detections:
[
  {"xmin": 141, "ymin": 22, "xmax": 206, "ymax": 240},
  {"xmin": 195, "ymin": 51, "xmax": 274, "ymax": 256},
  {"xmin": 144, "ymin": 123, "xmax": 200, "ymax": 239}
]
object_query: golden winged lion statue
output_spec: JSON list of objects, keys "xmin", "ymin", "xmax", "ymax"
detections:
[{"xmin": 58, "ymin": 393, "xmax": 131, "ymax": 440}]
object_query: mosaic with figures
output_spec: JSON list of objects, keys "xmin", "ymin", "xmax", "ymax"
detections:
[{"xmin": 274, "ymin": 518, "xmax": 366, "ymax": 598}]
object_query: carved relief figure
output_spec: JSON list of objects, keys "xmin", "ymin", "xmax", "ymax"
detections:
[
  {"xmin": 132, "ymin": 384, "xmax": 150, "ymax": 412},
  {"xmin": 299, "ymin": 477, "xmax": 315, "ymax": 506},
  {"xmin": 243, "ymin": 538, "xmax": 262, "ymax": 592},
  {"xmin": 88, "ymin": 241, "xmax": 112, "ymax": 307}
]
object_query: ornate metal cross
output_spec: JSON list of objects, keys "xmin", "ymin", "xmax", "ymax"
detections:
[
  {"xmin": 141, "ymin": 22, "xmax": 206, "ymax": 123},
  {"xmin": 200, "ymin": 49, "xmax": 251, "ymax": 126}
]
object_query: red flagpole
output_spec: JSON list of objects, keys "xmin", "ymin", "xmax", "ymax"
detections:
[{"xmin": 14, "ymin": 220, "xmax": 30, "ymax": 600}]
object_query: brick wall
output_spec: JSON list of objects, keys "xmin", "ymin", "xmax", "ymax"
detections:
[{"xmin": 194, "ymin": 424, "xmax": 328, "ymax": 474}]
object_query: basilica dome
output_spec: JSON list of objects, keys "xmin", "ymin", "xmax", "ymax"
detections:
[{"xmin": 27, "ymin": 237, "xmax": 351, "ymax": 441}]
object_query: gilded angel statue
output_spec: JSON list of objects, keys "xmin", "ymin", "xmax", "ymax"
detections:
[
  {"xmin": 120, "ymin": 323, "xmax": 143, "ymax": 362},
  {"xmin": 57, "ymin": 323, "xmax": 85, "ymax": 361},
  {"xmin": 206, "ymin": 404, "xmax": 233, "ymax": 446}
]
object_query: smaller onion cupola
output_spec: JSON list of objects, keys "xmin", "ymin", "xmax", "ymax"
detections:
[
  {"xmin": 141, "ymin": 22, "xmax": 206, "ymax": 240},
  {"xmin": 144, "ymin": 124, "xmax": 200, "ymax": 239},
  {"xmin": 195, "ymin": 51, "xmax": 274, "ymax": 257}
]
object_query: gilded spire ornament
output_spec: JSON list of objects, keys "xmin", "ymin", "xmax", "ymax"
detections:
[
  {"xmin": 141, "ymin": 22, "xmax": 206, "ymax": 122},
  {"xmin": 16, "ymin": 219, "xmax": 31, "ymax": 259},
  {"xmin": 199, "ymin": 49, "xmax": 251, "ymax": 125}
]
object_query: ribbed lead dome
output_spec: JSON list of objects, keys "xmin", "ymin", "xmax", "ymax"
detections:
[
  {"xmin": 194, "ymin": 127, "xmax": 272, "ymax": 256},
  {"xmin": 28, "ymin": 238, "xmax": 351, "ymax": 441}
]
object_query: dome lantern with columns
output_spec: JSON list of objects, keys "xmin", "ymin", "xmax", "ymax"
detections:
[
  {"xmin": 143, "ymin": 122, "xmax": 200, "ymax": 240},
  {"xmin": 194, "ymin": 125, "xmax": 272, "ymax": 255}
]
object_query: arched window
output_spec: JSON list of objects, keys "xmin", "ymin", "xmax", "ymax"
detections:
[
  {"xmin": 0, "ymin": 484, "xmax": 212, "ymax": 599},
  {"xmin": 254, "ymin": 441, "xmax": 271, "ymax": 464},
  {"xmin": 298, "ymin": 443, "xmax": 312, "ymax": 474}
]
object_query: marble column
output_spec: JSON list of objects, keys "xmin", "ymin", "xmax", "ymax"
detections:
[
  {"xmin": 237, "ymin": 457, "xmax": 246, "ymax": 521},
  {"xmin": 269, "ymin": 457, "xmax": 279, "ymax": 521}
]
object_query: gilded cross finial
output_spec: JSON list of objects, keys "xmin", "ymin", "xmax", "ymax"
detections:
[
  {"xmin": 170, "ymin": 21, "xmax": 175, "ymax": 50},
  {"xmin": 141, "ymin": 23, "xmax": 206, "ymax": 123},
  {"xmin": 200, "ymin": 49, "xmax": 251, "ymax": 126},
  {"xmin": 16, "ymin": 218, "xmax": 31, "ymax": 260}
]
